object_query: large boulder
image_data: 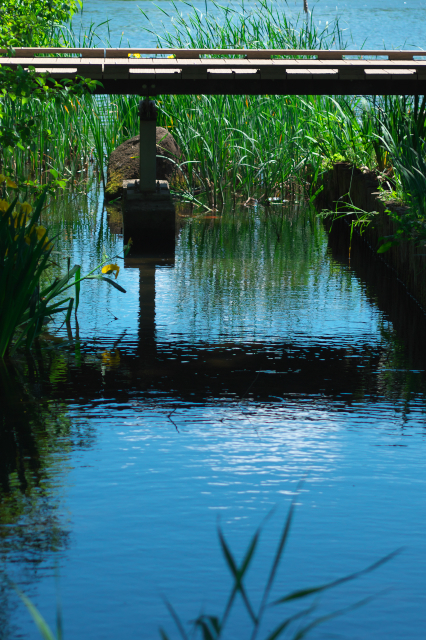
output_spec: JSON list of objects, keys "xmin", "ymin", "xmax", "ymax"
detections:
[{"xmin": 105, "ymin": 127, "xmax": 183, "ymax": 201}]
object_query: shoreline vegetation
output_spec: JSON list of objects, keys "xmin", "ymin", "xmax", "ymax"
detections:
[{"xmin": 1, "ymin": 0, "xmax": 426, "ymax": 350}]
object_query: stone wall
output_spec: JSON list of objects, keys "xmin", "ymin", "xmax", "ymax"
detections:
[{"xmin": 316, "ymin": 162, "xmax": 426, "ymax": 311}]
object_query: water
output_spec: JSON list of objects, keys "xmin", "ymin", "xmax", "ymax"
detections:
[
  {"xmin": 2, "ymin": 2, "xmax": 426, "ymax": 636},
  {"xmin": 1, "ymin": 188, "xmax": 426, "ymax": 639},
  {"xmin": 76, "ymin": 0, "xmax": 426, "ymax": 49}
]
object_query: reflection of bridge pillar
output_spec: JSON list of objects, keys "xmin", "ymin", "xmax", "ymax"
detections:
[
  {"xmin": 124, "ymin": 252, "xmax": 175, "ymax": 352},
  {"xmin": 122, "ymin": 98, "xmax": 175, "ymax": 252},
  {"xmin": 138, "ymin": 263, "xmax": 156, "ymax": 347}
]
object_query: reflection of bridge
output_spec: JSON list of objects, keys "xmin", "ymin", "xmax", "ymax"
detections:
[{"xmin": 2, "ymin": 48, "xmax": 426, "ymax": 95}]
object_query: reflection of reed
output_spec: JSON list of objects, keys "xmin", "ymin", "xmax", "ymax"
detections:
[{"xmin": 172, "ymin": 205, "xmax": 331, "ymax": 334}]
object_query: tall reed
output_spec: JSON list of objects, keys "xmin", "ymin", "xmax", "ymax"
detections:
[{"xmin": 2, "ymin": 0, "xmax": 425, "ymax": 216}]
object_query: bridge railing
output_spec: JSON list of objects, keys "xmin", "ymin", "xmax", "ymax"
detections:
[{"xmin": 1, "ymin": 48, "xmax": 426, "ymax": 60}]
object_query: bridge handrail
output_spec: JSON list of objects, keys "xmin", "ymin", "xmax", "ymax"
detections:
[{"xmin": 1, "ymin": 47, "xmax": 426, "ymax": 60}]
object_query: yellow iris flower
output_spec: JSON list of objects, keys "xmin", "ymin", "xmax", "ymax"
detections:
[
  {"xmin": 0, "ymin": 199, "xmax": 10, "ymax": 212},
  {"xmin": 6, "ymin": 177, "xmax": 17, "ymax": 189},
  {"xmin": 101, "ymin": 263, "xmax": 120, "ymax": 279},
  {"xmin": 20, "ymin": 202, "xmax": 32, "ymax": 215},
  {"xmin": 34, "ymin": 225, "xmax": 47, "ymax": 240}
]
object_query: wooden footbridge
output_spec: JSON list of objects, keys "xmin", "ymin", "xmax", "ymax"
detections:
[
  {"xmin": 3, "ymin": 46, "xmax": 425, "ymax": 248},
  {"xmin": 1, "ymin": 47, "xmax": 426, "ymax": 95}
]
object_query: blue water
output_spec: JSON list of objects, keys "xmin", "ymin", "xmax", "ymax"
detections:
[
  {"xmin": 2, "ymin": 190, "xmax": 426, "ymax": 639},
  {"xmin": 76, "ymin": 0, "xmax": 426, "ymax": 49},
  {"xmin": 2, "ymin": 2, "xmax": 426, "ymax": 638}
]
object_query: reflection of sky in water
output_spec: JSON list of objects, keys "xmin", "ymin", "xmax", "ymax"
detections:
[
  {"xmin": 20, "ymin": 393, "xmax": 424, "ymax": 640},
  {"xmin": 76, "ymin": 0, "xmax": 426, "ymax": 49}
]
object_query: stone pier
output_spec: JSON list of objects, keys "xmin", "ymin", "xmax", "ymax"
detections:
[{"xmin": 122, "ymin": 98, "xmax": 176, "ymax": 251}]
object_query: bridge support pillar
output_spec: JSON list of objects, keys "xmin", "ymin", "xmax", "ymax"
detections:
[{"xmin": 122, "ymin": 97, "xmax": 176, "ymax": 252}]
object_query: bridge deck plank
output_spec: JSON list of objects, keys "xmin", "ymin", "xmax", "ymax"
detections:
[{"xmin": 1, "ymin": 48, "xmax": 426, "ymax": 94}]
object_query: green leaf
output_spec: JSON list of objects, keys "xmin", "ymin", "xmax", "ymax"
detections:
[
  {"xmin": 99, "ymin": 276, "xmax": 127, "ymax": 293},
  {"xmin": 264, "ymin": 605, "xmax": 315, "ymax": 640},
  {"xmin": 14, "ymin": 586, "xmax": 57, "ymax": 640},
  {"xmin": 74, "ymin": 266, "xmax": 81, "ymax": 313},
  {"xmin": 65, "ymin": 297, "xmax": 74, "ymax": 324},
  {"xmin": 273, "ymin": 549, "xmax": 400, "ymax": 606},
  {"xmin": 377, "ymin": 241, "xmax": 395, "ymax": 253}
]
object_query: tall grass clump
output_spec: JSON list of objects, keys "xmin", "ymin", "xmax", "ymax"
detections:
[
  {"xmin": 137, "ymin": 0, "xmax": 426, "ymax": 215},
  {"xmin": 0, "ymin": 15, "xmax": 141, "ymax": 190},
  {"xmin": 3, "ymin": 0, "xmax": 426, "ymax": 233},
  {"xmin": 139, "ymin": 0, "xmax": 352, "ymax": 205},
  {"xmin": 378, "ymin": 123, "xmax": 426, "ymax": 247},
  {"xmin": 0, "ymin": 175, "xmax": 130, "ymax": 358}
]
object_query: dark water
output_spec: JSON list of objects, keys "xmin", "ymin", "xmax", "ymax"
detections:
[{"xmin": 1, "ymin": 191, "xmax": 426, "ymax": 639}]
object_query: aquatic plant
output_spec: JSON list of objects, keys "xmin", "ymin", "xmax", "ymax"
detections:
[
  {"xmin": 161, "ymin": 501, "xmax": 396, "ymax": 640},
  {"xmin": 378, "ymin": 125, "xmax": 426, "ymax": 246},
  {"xmin": 0, "ymin": 180, "xmax": 130, "ymax": 358}
]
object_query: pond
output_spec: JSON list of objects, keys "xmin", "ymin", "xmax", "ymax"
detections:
[
  {"xmin": 2, "ymin": 1, "xmax": 426, "ymax": 637},
  {"xmin": 1, "ymin": 187, "xmax": 426, "ymax": 639}
]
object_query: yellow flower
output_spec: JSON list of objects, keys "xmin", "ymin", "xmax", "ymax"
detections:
[
  {"xmin": 0, "ymin": 199, "xmax": 10, "ymax": 212},
  {"xmin": 0, "ymin": 174, "xmax": 6, "ymax": 184},
  {"xmin": 33, "ymin": 225, "xmax": 52, "ymax": 249},
  {"xmin": 34, "ymin": 225, "xmax": 47, "ymax": 241},
  {"xmin": 20, "ymin": 202, "xmax": 32, "ymax": 215},
  {"xmin": 6, "ymin": 177, "xmax": 17, "ymax": 189},
  {"xmin": 15, "ymin": 201, "xmax": 33, "ymax": 216},
  {"xmin": 101, "ymin": 263, "xmax": 120, "ymax": 279},
  {"xmin": 167, "ymin": 54, "xmax": 176, "ymax": 58}
]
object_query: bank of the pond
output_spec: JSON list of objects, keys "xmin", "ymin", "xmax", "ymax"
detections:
[{"xmin": 315, "ymin": 162, "xmax": 426, "ymax": 312}]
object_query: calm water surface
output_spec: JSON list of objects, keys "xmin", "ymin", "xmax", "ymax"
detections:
[{"xmin": 1, "ymin": 190, "xmax": 426, "ymax": 639}]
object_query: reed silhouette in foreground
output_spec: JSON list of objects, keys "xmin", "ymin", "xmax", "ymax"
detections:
[{"xmin": 16, "ymin": 493, "xmax": 398, "ymax": 640}]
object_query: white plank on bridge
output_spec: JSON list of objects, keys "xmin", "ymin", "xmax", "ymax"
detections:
[{"xmin": 286, "ymin": 68, "xmax": 338, "ymax": 79}]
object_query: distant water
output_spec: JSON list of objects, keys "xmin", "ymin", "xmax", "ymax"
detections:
[{"xmin": 76, "ymin": 0, "xmax": 426, "ymax": 49}]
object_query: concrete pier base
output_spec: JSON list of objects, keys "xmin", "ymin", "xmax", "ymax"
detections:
[{"xmin": 122, "ymin": 179, "xmax": 176, "ymax": 251}]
